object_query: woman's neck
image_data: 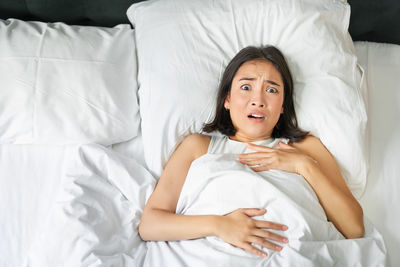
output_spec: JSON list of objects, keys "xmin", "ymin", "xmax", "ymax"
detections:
[{"xmin": 228, "ymin": 133, "xmax": 272, "ymax": 143}]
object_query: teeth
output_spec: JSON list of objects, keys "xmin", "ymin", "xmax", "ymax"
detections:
[{"xmin": 251, "ymin": 114, "xmax": 264, "ymax": 118}]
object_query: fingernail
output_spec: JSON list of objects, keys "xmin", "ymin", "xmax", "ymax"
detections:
[
  {"xmin": 282, "ymin": 225, "xmax": 288, "ymax": 230},
  {"xmin": 283, "ymin": 238, "xmax": 288, "ymax": 243},
  {"xmin": 275, "ymin": 246, "xmax": 282, "ymax": 251}
]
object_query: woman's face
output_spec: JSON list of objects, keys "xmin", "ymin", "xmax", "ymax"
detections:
[{"xmin": 224, "ymin": 59, "xmax": 284, "ymax": 142}]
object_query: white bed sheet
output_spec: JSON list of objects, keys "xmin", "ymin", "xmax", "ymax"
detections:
[
  {"xmin": 141, "ymin": 153, "xmax": 385, "ymax": 267},
  {"xmin": 0, "ymin": 144, "xmax": 155, "ymax": 267},
  {"xmin": 0, "ymin": 145, "xmax": 67, "ymax": 267},
  {"xmin": 26, "ymin": 144, "xmax": 156, "ymax": 267},
  {"xmin": 112, "ymin": 127, "xmax": 147, "ymax": 168},
  {"xmin": 355, "ymin": 41, "xmax": 400, "ymax": 267}
]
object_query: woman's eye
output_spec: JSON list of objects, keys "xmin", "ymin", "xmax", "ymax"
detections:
[
  {"xmin": 240, "ymin": 84, "xmax": 251, "ymax": 90},
  {"xmin": 266, "ymin": 87, "xmax": 278, "ymax": 93}
]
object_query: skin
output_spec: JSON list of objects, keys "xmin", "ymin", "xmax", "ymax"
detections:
[
  {"xmin": 139, "ymin": 59, "xmax": 365, "ymax": 259},
  {"xmin": 224, "ymin": 59, "xmax": 284, "ymax": 143}
]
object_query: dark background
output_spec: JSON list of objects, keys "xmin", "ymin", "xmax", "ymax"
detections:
[{"xmin": 0, "ymin": 0, "xmax": 399, "ymax": 45}]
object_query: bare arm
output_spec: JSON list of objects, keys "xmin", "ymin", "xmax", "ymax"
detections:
[
  {"xmin": 238, "ymin": 135, "xmax": 364, "ymax": 239},
  {"xmin": 139, "ymin": 133, "xmax": 289, "ymax": 258},
  {"xmin": 138, "ymin": 133, "xmax": 213, "ymax": 241},
  {"xmin": 291, "ymin": 136, "xmax": 364, "ymax": 239}
]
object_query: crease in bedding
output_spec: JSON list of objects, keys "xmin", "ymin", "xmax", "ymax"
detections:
[
  {"xmin": 4, "ymin": 142, "xmax": 383, "ymax": 266},
  {"xmin": 1, "ymin": 143, "xmax": 387, "ymax": 266},
  {"xmin": 25, "ymin": 144, "xmax": 156, "ymax": 267},
  {"xmin": 142, "ymin": 153, "xmax": 387, "ymax": 267}
]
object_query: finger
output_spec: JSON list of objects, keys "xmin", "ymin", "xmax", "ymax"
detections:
[
  {"xmin": 244, "ymin": 159, "xmax": 275, "ymax": 172},
  {"xmin": 238, "ymin": 152, "xmax": 272, "ymax": 159},
  {"xmin": 241, "ymin": 242, "xmax": 268, "ymax": 258},
  {"xmin": 252, "ymin": 229, "xmax": 289, "ymax": 244},
  {"xmin": 242, "ymin": 208, "xmax": 267, "ymax": 217},
  {"xmin": 239, "ymin": 158, "xmax": 268, "ymax": 166},
  {"xmin": 255, "ymin": 220, "xmax": 289, "ymax": 231},
  {"xmin": 247, "ymin": 236, "xmax": 283, "ymax": 252},
  {"xmin": 250, "ymin": 165, "xmax": 271, "ymax": 172}
]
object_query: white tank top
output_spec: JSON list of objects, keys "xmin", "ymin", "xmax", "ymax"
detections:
[{"xmin": 207, "ymin": 134, "xmax": 289, "ymax": 155}]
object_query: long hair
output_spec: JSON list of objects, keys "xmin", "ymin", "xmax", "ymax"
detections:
[{"xmin": 203, "ymin": 45, "xmax": 308, "ymax": 142}]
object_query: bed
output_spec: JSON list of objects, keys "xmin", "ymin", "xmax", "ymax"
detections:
[{"xmin": 0, "ymin": 0, "xmax": 399, "ymax": 266}]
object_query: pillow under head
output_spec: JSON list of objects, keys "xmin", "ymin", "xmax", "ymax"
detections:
[{"xmin": 127, "ymin": 0, "xmax": 367, "ymax": 198}]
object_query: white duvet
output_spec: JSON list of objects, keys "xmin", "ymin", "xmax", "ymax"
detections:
[
  {"xmin": 143, "ymin": 153, "xmax": 387, "ymax": 267},
  {"xmin": 25, "ymin": 144, "xmax": 156, "ymax": 267},
  {"xmin": 11, "ymin": 145, "xmax": 385, "ymax": 267}
]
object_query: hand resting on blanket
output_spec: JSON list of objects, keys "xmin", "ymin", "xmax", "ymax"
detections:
[
  {"xmin": 217, "ymin": 208, "xmax": 288, "ymax": 257},
  {"xmin": 138, "ymin": 45, "xmax": 364, "ymax": 258}
]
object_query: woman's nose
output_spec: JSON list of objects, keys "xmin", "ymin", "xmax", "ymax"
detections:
[
  {"xmin": 251, "ymin": 102, "xmax": 265, "ymax": 107},
  {"xmin": 251, "ymin": 89, "xmax": 265, "ymax": 107}
]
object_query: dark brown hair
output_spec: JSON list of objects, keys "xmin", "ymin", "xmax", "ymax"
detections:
[{"xmin": 202, "ymin": 45, "xmax": 308, "ymax": 142}]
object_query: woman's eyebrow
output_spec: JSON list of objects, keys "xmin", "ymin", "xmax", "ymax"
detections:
[
  {"xmin": 266, "ymin": 80, "xmax": 281, "ymax": 87},
  {"xmin": 239, "ymin": 77, "xmax": 281, "ymax": 87}
]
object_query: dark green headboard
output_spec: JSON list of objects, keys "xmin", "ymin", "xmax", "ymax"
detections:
[
  {"xmin": 349, "ymin": 0, "xmax": 400, "ymax": 45},
  {"xmin": 0, "ymin": 0, "xmax": 144, "ymax": 27},
  {"xmin": 0, "ymin": 0, "xmax": 399, "ymax": 45}
]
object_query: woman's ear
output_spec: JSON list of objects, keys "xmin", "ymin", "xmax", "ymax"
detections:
[{"xmin": 224, "ymin": 95, "xmax": 230, "ymax": 110}]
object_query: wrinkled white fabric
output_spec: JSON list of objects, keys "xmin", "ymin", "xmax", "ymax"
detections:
[
  {"xmin": 143, "ymin": 153, "xmax": 387, "ymax": 266},
  {"xmin": 26, "ymin": 144, "xmax": 156, "ymax": 267}
]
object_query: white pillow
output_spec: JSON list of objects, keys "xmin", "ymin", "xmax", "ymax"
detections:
[
  {"xmin": 0, "ymin": 19, "xmax": 140, "ymax": 146},
  {"xmin": 127, "ymin": 0, "xmax": 367, "ymax": 198}
]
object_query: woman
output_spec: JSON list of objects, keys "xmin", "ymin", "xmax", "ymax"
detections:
[{"xmin": 138, "ymin": 45, "xmax": 364, "ymax": 258}]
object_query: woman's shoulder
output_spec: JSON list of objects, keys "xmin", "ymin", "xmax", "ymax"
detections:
[
  {"xmin": 182, "ymin": 133, "xmax": 211, "ymax": 158},
  {"xmin": 291, "ymin": 135, "xmax": 322, "ymax": 146},
  {"xmin": 290, "ymin": 135, "xmax": 330, "ymax": 157},
  {"xmin": 184, "ymin": 133, "xmax": 211, "ymax": 144}
]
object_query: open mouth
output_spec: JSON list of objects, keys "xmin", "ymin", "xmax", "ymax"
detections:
[
  {"xmin": 248, "ymin": 114, "xmax": 265, "ymax": 121},
  {"xmin": 248, "ymin": 114, "xmax": 265, "ymax": 119}
]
